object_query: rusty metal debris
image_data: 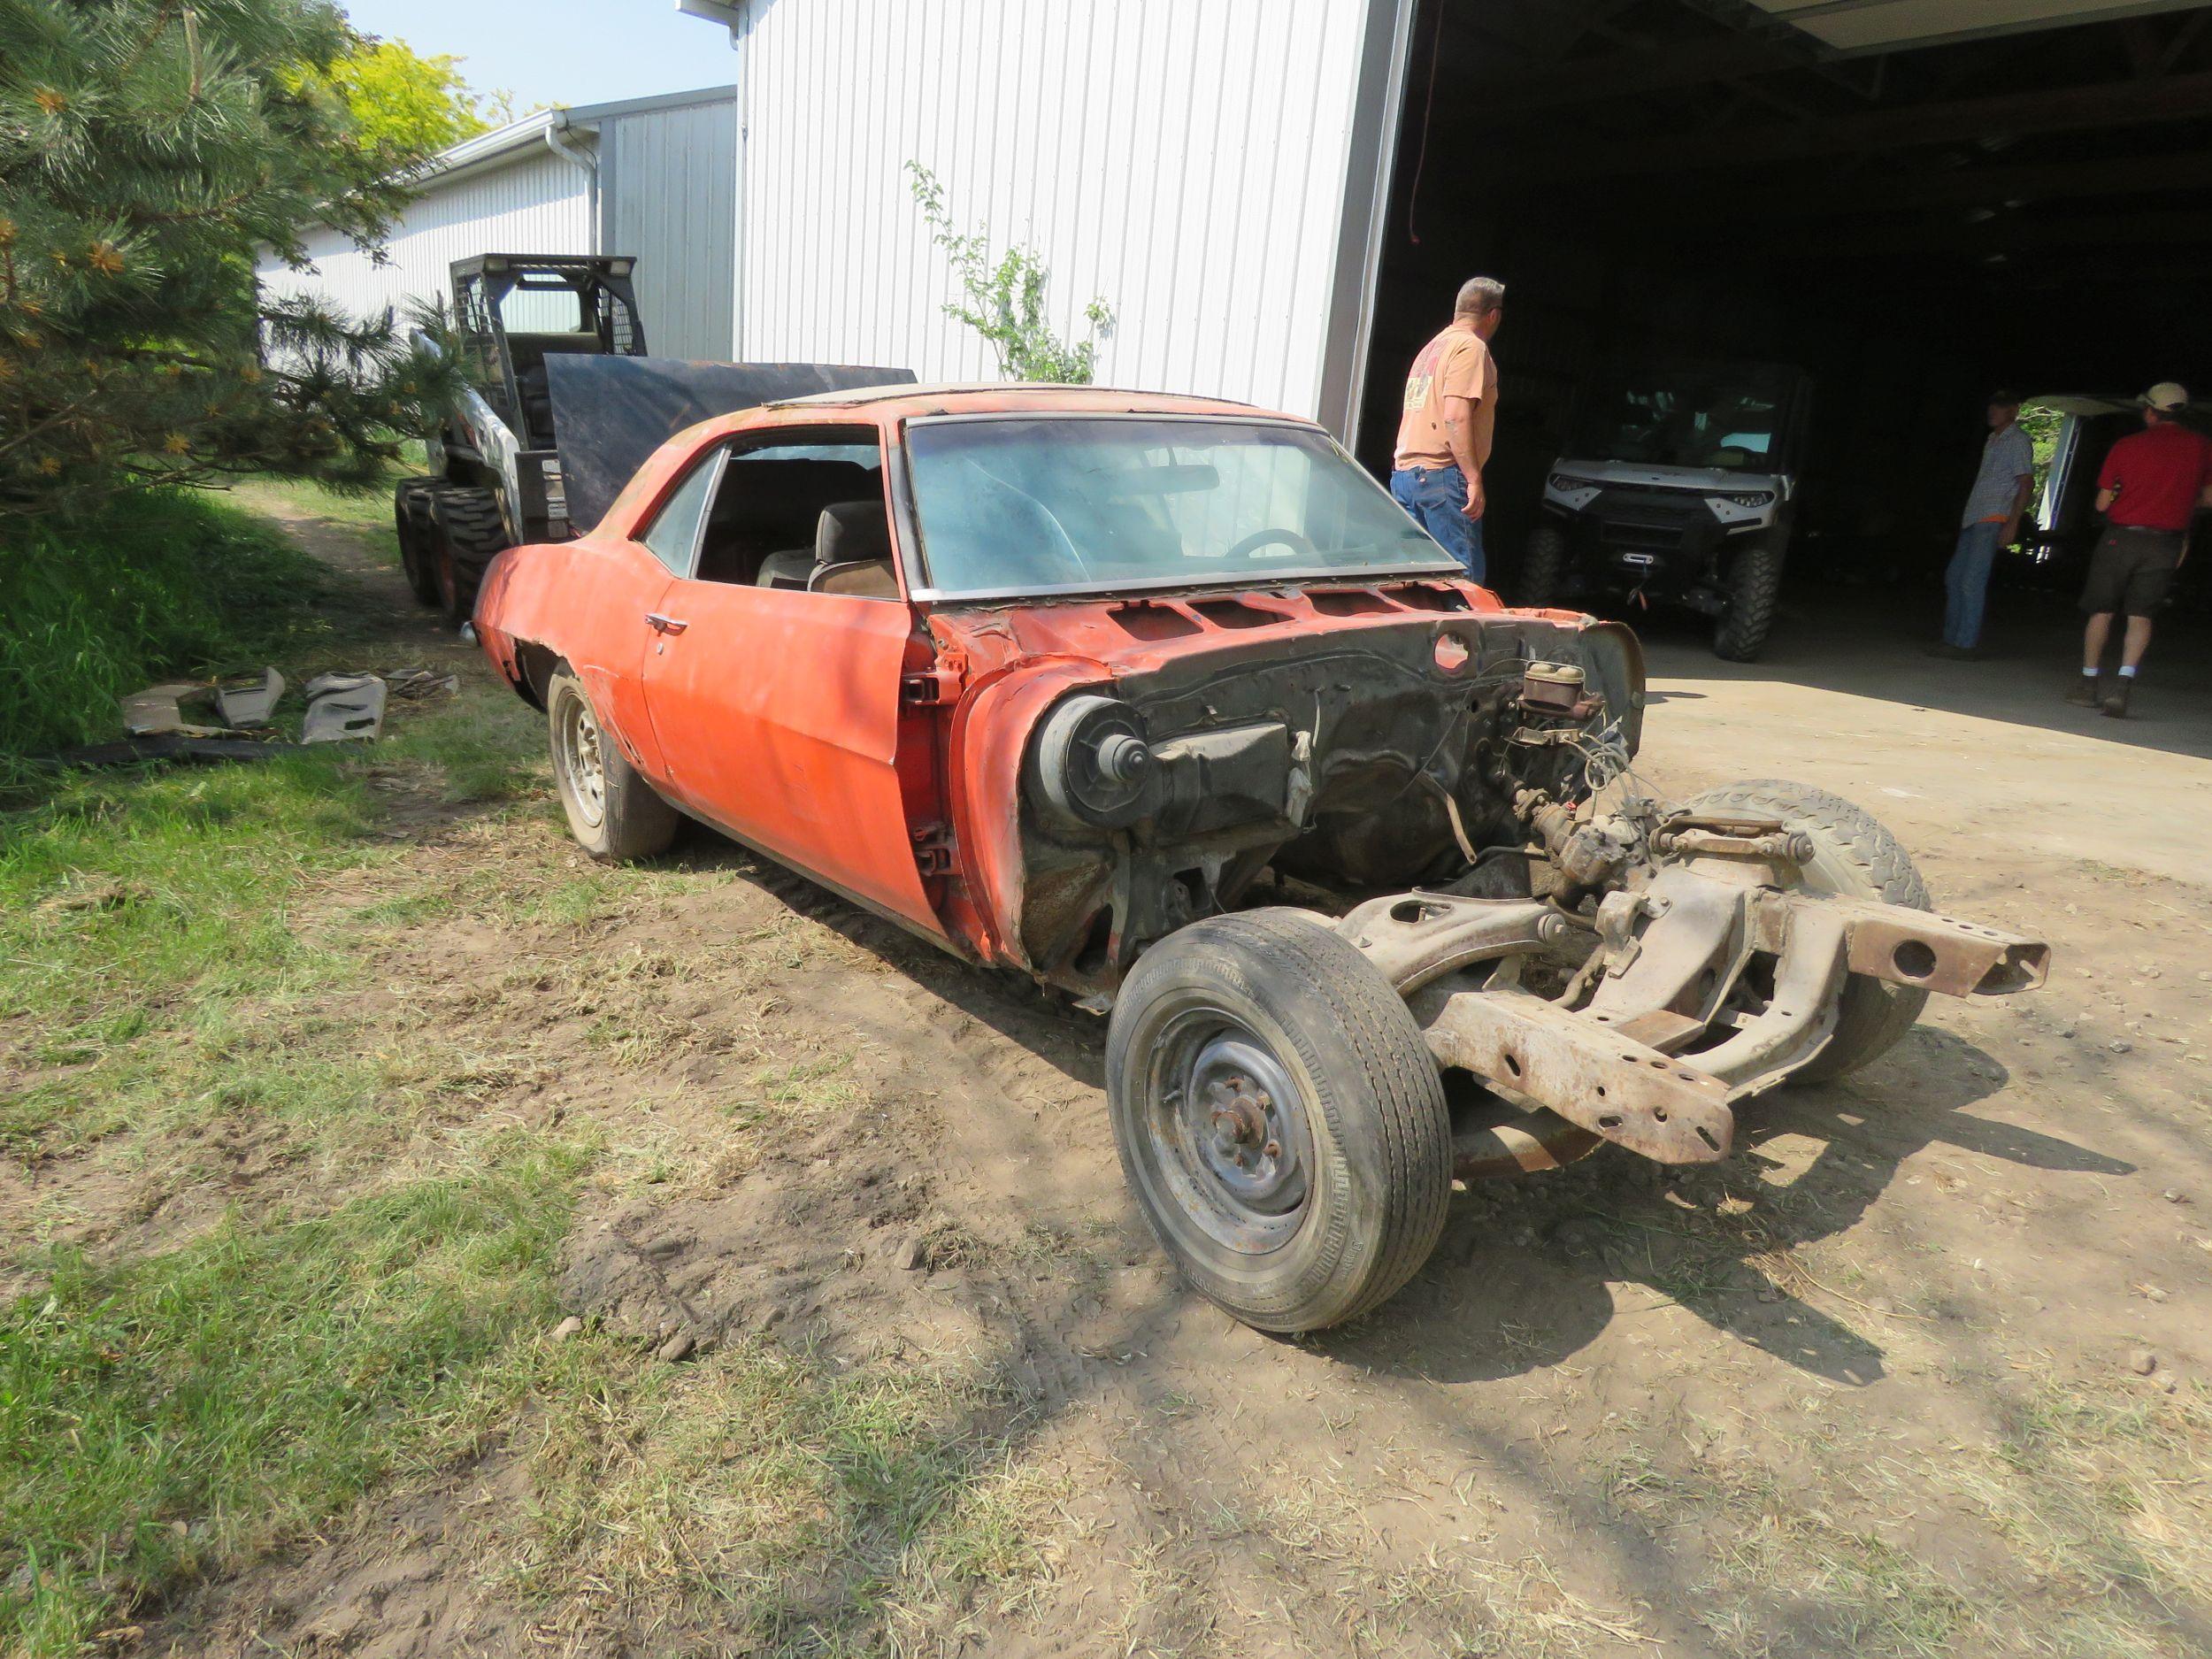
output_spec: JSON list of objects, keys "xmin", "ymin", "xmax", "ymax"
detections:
[
  {"xmin": 302, "ymin": 672, "xmax": 388, "ymax": 744},
  {"xmin": 215, "ymin": 668, "xmax": 286, "ymax": 728},
  {"xmin": 120, "ymin": 682, "xmax": 226, "ymax": 738}
]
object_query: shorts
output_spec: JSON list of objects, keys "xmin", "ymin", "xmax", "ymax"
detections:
[{"xmin": 2079, "ymin": 526, "xmax": 2183, "ymax": 618}]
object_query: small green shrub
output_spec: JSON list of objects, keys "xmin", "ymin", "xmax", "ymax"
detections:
[
  {"xmin": 907, "ymin": 162, "xmax": 1114, "ymax": 383},
  {"xmin": 0, "ymin": 491, "xmax": 334, "ymax": 758}
]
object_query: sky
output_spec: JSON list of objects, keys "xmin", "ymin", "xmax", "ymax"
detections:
[{"xmin": 338, "ymin": 1, "xmax": 737, "ymax": 113}]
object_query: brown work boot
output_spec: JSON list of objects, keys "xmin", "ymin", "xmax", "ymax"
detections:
[
  {"xmin": 2064, "ymin": 675, "xmax": 2101, "ymax": 708},
  {"xmin": 2101, "ymin": 677, "xmax": 2132, "ymax": 718}
]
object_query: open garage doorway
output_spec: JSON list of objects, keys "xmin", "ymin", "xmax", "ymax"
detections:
[{"xmin": 1354, "ymin": 0, "xmax": 2212, "ymax": 681}]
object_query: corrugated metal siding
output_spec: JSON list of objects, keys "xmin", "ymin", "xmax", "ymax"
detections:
[
  {"xmin": 602, "ymin": 100, "xmax": 739, "ymax": 360},
  {"xmin": 256, "ymin": 148, "xmax": 594, "ymax": 328},
  {"xmin": 730, "ymin": 0, "xmax": 1373, "ymax": 421}
]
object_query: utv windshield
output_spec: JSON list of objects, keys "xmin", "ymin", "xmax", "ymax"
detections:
[
  {"xmin": 1571, "ymin": 365, "xmax": 1795, "ymax": 471},
  {"xmin": 904, "ymin": 416, "xmax": 1455, "ymax": 598}
]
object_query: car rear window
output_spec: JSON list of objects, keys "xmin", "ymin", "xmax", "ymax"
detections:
[{"xmin": 904, "ymin": 416, "xmax": 1454, "ymax": 598}]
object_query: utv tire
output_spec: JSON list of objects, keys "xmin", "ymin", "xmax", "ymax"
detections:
[
  {"xmin": 1686, "ymin": 780, "xmax": 1932, "ymax": 1082},
  {"xmin": 1712, "ymin": 539, "xmax": 1783, "ymax": 662},
  {"xmin": 547, "ymin": 666, "xmax": 679, "ymax": 863},
  {"xmin": 1105, "ymin": 910, "xmax": 1452, "ymax": 1333},
  {"xmin": 426, "ymin": 486, "xmax": 509, "ymax": 628},
  {"xmin": 394, "ymin": 479, "xmax": 446, "ymax": 607},
  {"xmin": 1521, "ymin": 524, "xmax": 1571, "ymax": 609}
]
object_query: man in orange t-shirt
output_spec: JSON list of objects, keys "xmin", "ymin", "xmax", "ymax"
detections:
[{"xmin": 1390, "ymin": 277, "xmax": 1505, "ymax": 583}]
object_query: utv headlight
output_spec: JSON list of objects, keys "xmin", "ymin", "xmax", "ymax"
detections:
[
  {"xmin": 1549, "ymin": 472, "xmax": 1598, "ymax": 493},
  {"xmin": 1725, "ymin": 490, "xmax": 1776, "ymax": 509}
]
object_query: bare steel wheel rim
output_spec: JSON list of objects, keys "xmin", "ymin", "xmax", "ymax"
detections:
[
  {"xmin": 1143, "ymin": 1008, "xmax": 1313, "ymax": 1256},
  {"xmin": 557, "ymin": 691, "xmax": 607, "ymax": 828}
]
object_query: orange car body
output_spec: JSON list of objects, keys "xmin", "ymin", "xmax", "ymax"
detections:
[{"xmin": 474, "ymin": 386, "xmax": 1642, "ymax": 997}]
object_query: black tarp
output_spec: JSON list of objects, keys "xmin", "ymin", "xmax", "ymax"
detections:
[{"xmin": 546, "ymin": 357, "xmax": 916, "ymax": 531}]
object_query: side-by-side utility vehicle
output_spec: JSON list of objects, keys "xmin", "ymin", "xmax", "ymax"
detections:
[
  {"xmin": 1523, "ymin": 359, "xmax": 1813, "ymax": 661},
  {"xmin": 472, "ymin": 385, "xmax": 2047, "ymax": 1333}
]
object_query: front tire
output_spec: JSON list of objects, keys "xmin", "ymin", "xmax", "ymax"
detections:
[
  {"xmin": 1521, "ymin": 523, "xmax": 1571, "ymax": 609},
  {"xmin": 427, "ymin": 486, "xmax": 509, "ymax": 627},
  {"xmin": 1686, "ymin": 780, "xmax": 1932, "ymax": 1081},
  {"xmin": 547, "ymin": 666, "xmax": 679, "ymax": 863},
  {"xmin": 1105, "ymin": 910, "xmax": 1451, "ymax": 1333},
  {"xmin": 393, "ymin": 479, "xmax": 445, "ymax": 607},
  {"xmin": 1712, "ymin": 538, "xmax": 1783, "ymax": 662}
]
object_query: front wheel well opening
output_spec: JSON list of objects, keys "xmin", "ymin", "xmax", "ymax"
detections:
[{"xmin": 510, "ymin": 639, "xmax": 558, "ymax": 710}]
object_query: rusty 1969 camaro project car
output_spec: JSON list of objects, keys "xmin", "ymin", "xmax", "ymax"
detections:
[{"xmin": 473, "ymin": 384, "xmax": 2050, "ymax": 1333}]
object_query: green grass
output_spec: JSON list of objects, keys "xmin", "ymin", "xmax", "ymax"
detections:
[
  {"xmin": 504, "ymin": 1337, "xmax": 1056, "ymax": 1655},
  {"xmin": 0, "ymin": 1135, "xmax": 590, "ymax": 1654},
  {"xmin": 0, "ymin": 479, "xmax": 588, "ymax": 1652},
  {"xmin": 0, "ymin": 491, "xmax": 348, "ymax": 761}
]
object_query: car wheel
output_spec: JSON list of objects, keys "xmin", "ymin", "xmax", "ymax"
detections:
[
  {"xmin": 1686, "ymin": 780, "xmax": 1932, "ymax": 1081},
  {"xmin": 1521, "ymin": 523, "xmax": 1571, "ymax": 609},
  {"xmin": 1105, "ymin": 909, "xmax": 1451, "ymax": 1333},
  {"xmin": 1712, "ymin": 538, "xmax": 1783, "ymax": 661},
  {"xmin": 426, "ymin": 486, "xmax": 509, "ymax": 628},
  {"xmin": 546, "ymin": 666, "xmax": 679, "ymax": 863}
]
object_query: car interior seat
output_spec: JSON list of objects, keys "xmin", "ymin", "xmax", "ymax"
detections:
[
  {"xmin": 808, "ymin": 502, "xmax": 899, "ymax": 597},
  {"xmin": 687, "ymin": 457, "xmax": 877, "ymax": 587}
]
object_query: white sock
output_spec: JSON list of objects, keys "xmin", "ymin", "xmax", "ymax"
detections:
[
  {"xmin": 2120, "ymin": 665, "xmax": 2139, "ymax": 679},
  {"xmin": 2082, "ymin": 666, "xmax": 2099, "ymax": 677}
]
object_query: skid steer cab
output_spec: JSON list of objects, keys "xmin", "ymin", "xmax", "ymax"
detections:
[{"xmin": 394, "ymin": 253, "xmax": 649, "ymax": 624}]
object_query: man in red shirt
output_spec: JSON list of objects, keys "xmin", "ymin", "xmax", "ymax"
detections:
[{"xmin": 2069, "ymin": 382, "xmax": 2212, "ymax": 718}]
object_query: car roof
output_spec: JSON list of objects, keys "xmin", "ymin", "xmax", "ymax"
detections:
[{"xmin": 759, "ymin": 382, "xmax": 1306, "ymax": 423}]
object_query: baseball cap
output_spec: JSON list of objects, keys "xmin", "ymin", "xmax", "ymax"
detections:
[
  {"xmin": 2140, "ymin": 381, "xmax": 2190, "ymax": 411},
  {"xmin": 1987, "ymin": 388, "xmax": 2023, "ymax": 406}
]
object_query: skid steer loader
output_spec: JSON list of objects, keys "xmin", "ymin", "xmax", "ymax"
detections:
[{"xmin": 394, "ymin": 253, "xmax": 913, "ymax": 625}]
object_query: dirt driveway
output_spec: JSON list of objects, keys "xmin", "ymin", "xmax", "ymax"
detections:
[{"xmin": 136, "ymin": 517, "xmax": 2212, "ymax": 1657}]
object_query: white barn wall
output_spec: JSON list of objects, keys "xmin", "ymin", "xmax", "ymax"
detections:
[
  {"xmin": 257, "ymin": 147, "xmax": 595, "ymax": 330},
  {"xmin": 729, "ymin": 0, "xmax": 1375, "ymax": 421},
  {"xmin": 602, "ymin": 100, "xmax": 740, "ymax": 361}
]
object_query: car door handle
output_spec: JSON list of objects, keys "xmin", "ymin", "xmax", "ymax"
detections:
[{"xmin": 646, "ymin": 612, "xmax": 689, "ymax": 635}]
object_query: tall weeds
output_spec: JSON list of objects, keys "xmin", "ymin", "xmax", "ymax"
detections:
[{"xmin": 0, "ymin": 492, "xmax": 332, "ymax": 758}]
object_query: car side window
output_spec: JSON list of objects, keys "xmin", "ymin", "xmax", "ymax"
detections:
[
  {"xmin": 640, "ymin": 452, "xmax": 723, "ymax": 574},
  {"xmin": 692, "ymin": 426, "xmax": 900, "ymax": 599}
]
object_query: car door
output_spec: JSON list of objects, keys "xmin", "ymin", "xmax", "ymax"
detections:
[{"xmin": 633, "ymin": 427, "xmax": 945, "ymax": 936}]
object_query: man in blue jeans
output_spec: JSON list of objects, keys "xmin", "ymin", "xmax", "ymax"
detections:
[
  {"xmin": 1390, "ymin": 277, "xmax": 1505, "ymax": 584},
  {"xmin": 1933, "ymin": 391, "xmax": 2035, "ymax": 658}
]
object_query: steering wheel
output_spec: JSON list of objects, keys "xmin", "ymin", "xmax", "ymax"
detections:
[{"xmin": 1225, "ymin": 526, "xmax": 1318, "ymax": 564}]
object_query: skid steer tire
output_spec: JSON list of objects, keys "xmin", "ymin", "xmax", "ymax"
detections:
[
  {"xmin": 1712, "ymin": 540, "xmax": 1783, "ymax": 662},
  {"xmin": 1106, "ymin": 909, "xmax": 1452, "ymax": 1333},
  {"xmin": 1687, "ymin": 779, "xmax": 1932, "ymax": 1082},
  {"xmin": 1519, "ymin": 523, "xmax": 1571, "ymax": 610},
  {"xmin": 427, "ymin": 486, "xmax": 509, "ymax": 628},
  {"xmin": 394, "ymin": 479, "xmax": 446, "ymax": 607},
  {"xmin": 546, "ymin": 665, "xmax": 679, "ymax": 863}
]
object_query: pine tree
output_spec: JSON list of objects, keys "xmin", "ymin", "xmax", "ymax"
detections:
[{"xmin": 0, "ymin": 0, "xmax": 465, "ymax": 520}]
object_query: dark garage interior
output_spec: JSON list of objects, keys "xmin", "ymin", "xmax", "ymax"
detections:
[{"xmin": 1355, "ymin": 0, "xmax": 2212, "ymax": 648}]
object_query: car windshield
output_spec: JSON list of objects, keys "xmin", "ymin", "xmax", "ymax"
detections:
[
  {"xmin": 904, "ymin": 416, "xmax": 1454, "ymax": 596},
  {"xmin": 1571, "ymin": 365, "xmax": 1794, "ymax": 470}
]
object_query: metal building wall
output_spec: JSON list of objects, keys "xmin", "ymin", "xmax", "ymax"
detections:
[
  {"xmin": 255, "ymin": 147, "xmax": 595, "ymax": 328},
  {"xmin": 601, "ymin": 99, "xmax": 740, "ymax": 361},
  {"xmin": 727, "ymin": 0, "xmax": 1377, "ymax": 421}
]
